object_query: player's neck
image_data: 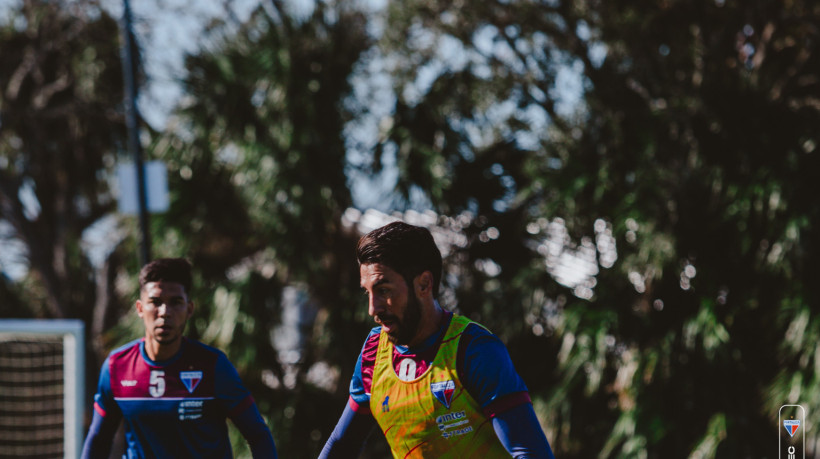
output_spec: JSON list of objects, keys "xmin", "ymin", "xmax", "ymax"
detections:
[
  {"xmin": 144, "ymin": 337, "xmax": 183, "ymax": 362},
  {"xmin": 405, "ymin": 300, "xmax": 445, "ymax": 348}
]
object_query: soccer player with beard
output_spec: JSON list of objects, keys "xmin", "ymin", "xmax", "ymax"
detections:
[
  {"xmin": 320, "ymin": 222, "xmax": 554, "ymax": 458},
  {"xmin": 81, "ymin": 258, "xmax": 277, "ymax": 458}
]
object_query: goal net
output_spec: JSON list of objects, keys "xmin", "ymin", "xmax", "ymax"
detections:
[{"xmin": 0, "ymin": 320, "xmax": 84, "ymax": 459}]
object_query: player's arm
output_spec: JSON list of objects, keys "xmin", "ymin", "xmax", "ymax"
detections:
[
  {"xmin": 319, "ymin": 398, "xmax": 377, "ymax": 458},
  {"xmin": 460, "ymin": 326, "xmax": 555, "ymax": 458},
  {"xmin": 81, "ymin": 407, "xmax": 120, "ymax": 458},
  {"xmin": 229, "ymin": 400, "xmax": 278, "ymax": 459},
  {"xmin": 81, "ymin": 358, "xmax": 122, "ymax": 459},
  {"xmin": 216, "ymin": 354, "xmax": 278, "ymax": 458},
  {"xmin": 491, "ymin": 402, "xmax": 555, "ymax": 459},
  {"xmin": 320, "ymin": 329, "xmax": 380, "ymax": 458}
]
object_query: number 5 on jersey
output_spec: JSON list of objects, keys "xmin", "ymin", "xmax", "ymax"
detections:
[{"xmin": 150, "ymin": 370, "xmax": 166, "ymax": 397}]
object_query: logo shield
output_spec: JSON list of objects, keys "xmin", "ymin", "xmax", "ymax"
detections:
[
  {"xmin": 180, "ymin": 371, "xmax": 203, "ymax": 394},
  {"xmin": 431, "ymin": 380, "xmax": 455, "ymax": 409},
  {"xmin": 784, "ymin": 419, "xmax": 801, "ymax": 437}
]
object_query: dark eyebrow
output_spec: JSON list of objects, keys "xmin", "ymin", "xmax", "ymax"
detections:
[
  {"xmin": 361, "ymin": 277, "xmax": 390, "ymax": 290},
  {"xmin": 149, "ymin": 295, "xmax": 185, "ymax": 301},
  {"xmin": 373, "ymin": 278, "xmax": 390, "ymax": 288}
]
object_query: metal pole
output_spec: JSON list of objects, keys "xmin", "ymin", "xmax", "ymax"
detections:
[{"xmin": 120, "ymin": 0, "xmax": 151, "ymax": 266}]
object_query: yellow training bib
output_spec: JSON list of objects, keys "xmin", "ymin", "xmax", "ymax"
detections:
[{"xmin": 370, "ymin": 315, "xmax": 509, "ymax": 458}]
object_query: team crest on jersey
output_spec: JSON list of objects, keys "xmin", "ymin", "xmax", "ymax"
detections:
[
  {"xmin": 180, "ymin": 371, "xmax": 203, "ymax": 393},
  {"xmin": 431, "ymin": 380, "xmax": 455, "ymax": 409},
  {"xmin": 784, "ymin": 419, "xmax": 800, "ymax": 437}
]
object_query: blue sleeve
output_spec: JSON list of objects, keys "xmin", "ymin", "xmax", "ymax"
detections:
[
  {"xmin": 81, "ymin": 409, "xmax": 121, "ymax": 459},
  {"xmin": 214, "ymin": 352, "xmax": 253, "ymax": 413},
  {"xmin": 231, "ymin": 403, "xmax": 278, "ymax": 459},
  {"xmin": 460, "ymin": 325, "xmax": 555, "ymax": 457},
  {"xmin": 459, "ymin": 324, "xmax": 529, "ymax": 409},
  {"xmin": 81, "ymin": 357, "xmax": 121, "ymax": 458},
  {"xmin": 319, "ymin": 400, "xmax": 377, "ymax": 458},
  {"xmin": 91, "ymin": 356, "xmax": 118, "ymax": 415},
  {"xmin": 492, "ymin": 403, "xmax": 555, "ymax": 459},
  {"xmin": 349, "ymin": 352, "xmax": 369, "ymax": 405}
]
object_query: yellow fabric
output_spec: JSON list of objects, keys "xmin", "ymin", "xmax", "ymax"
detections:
[{"xmin": 370, "ymin": 315, "xmax": 509, "ymax": 458}]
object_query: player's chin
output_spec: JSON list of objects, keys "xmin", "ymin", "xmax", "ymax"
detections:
[
  {"xmin": 385, "ymin": 327, "xmax": 402, "ymax": 344},
  {"xmin": 154, "ymin": 328, "xmax": 177, "ymax": 341}
]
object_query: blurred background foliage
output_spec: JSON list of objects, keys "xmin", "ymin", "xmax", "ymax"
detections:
[{"xmin": 1, "ymin": 0, "xmax": 819, "ymax": 457}]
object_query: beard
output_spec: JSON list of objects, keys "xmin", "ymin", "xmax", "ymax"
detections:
[{"xmin": 382, "ymin": 293, "xmax": 423, "ymax": 346}]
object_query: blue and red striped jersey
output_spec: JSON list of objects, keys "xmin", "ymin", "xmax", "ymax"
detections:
[{"xmin": 93, "ymin": 337, "xmax": 255, "ymax": 458}]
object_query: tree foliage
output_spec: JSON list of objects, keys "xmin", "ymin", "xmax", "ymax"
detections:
[
  {"xmin": 0, "ymin": 0, "xmax": 126, "ymax": 319},
  {"xmin": 148, "ymin": 2, "xmax": 375, "ymax": 456},
  {"xmin": 3, "ymin": 0, "xmax": 820, "ymax": 457},
  {"xmin": 373, "ymin": 0, "xmax": 820, "ymax": 456}
]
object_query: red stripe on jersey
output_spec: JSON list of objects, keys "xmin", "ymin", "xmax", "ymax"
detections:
[
  {"xmin": 482, "ymin": 391, "xmax": 531, "ymax": 418},
  {"xmin": 359, "ymin": 332, "xmax": 381, "ymax": 394},
  {"xmin": 404, "ymin": 439, "xmax": 430, "ymax": 458},
  {"xmin": 93, "ymin": 401, "xmax": 107, "ymax": 417},
  {"xmin": 228, "ymin": 395, "xmax": 255, "ymax": 418},
  {"xmin": 348, "ymin": 396, "xmax": 371, "ymax": 414}
]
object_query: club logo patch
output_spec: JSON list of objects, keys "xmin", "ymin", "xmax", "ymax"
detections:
[
  {"xmin": 180, "ymin": 371, "xmax": 203, "ymax": 394},
  {"xmin": 431, "ymin": 380, "xmax": 455, "ymax": 409},
  {"xmin": 784, "ymin": 419, "xmax": 801, "ymax": 437}
]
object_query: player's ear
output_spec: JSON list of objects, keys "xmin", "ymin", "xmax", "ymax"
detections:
[
  {"xmin": 135, "ymin": 299, "xmax": 144, "ymax": 317},
  {"xmin": 186, "ymin": 301, "xmax": 194, "ymax": 318},
  {"xmin": 414, "ymin": 271, "xmax": 433, "ymax": 297}
]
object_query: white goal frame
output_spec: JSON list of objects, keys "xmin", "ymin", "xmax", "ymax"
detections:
[{"xmin": 0, "ymin": 319, "xmax": 85, "ymax": 459}]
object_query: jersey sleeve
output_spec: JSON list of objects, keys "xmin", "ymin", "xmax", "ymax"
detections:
[
  {"xmin": 231, "ymin": 402, "xmax": 278, "ymax": 458},
  {"xmin": 492, "ymin": 403, "xmax": 555, "ymax": 458},
  {"xmin": 214, "ymin": 352, "xmax": 254, "ymax": 417},
  {"xmin": 348, "ymin": 328, "xmax": 381, "ymax": 411},
  {"xmin": 321, "ymin": 330, "xmax": 382, "ymax": 457},
  {"xmin": 458, "ymin": 324, "xmax": 531, "ymax": 417},
  {"xmin": 319, "ymin": 399, "xmax": 377, "ymax": 458},
  {"xmin": 82, "ymin": 354, "xmax": 123, "ymax": 459},
  {"xmin": 91, "ymin": 355, "xmax": 120, "ymax": 419}
]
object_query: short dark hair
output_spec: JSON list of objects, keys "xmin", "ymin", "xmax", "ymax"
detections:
[
  {"xmin": 356, "ymin": 221, "xmax": 442, "ymax": 297},
  {"xmin": 139, "ymin": 258, "xmax": 193, "ymax": 295}
]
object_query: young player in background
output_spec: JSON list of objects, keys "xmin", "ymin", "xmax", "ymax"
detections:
[{"xmin": 82, "ymin": 258, "xmax": 277, "ymax": 458}]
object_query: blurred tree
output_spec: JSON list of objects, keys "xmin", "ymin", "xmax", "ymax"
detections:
[
  {"xmin": 0, "ymin": 1, "xmax": 133, "ymax": 336},
  {"xmin": 148, "ymin": 1, "xmax": 375, "ymax": 456},
  {"xmin": 371, "ymin": 0, "xmax": 820, "ymax": 457}
]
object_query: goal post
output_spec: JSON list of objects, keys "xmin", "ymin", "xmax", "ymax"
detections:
[{"xmin": 0, "ymin": 319, "xmax": 85, "ymax": 459}]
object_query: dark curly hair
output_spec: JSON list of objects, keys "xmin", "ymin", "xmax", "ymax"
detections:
[
  {"xmin": 139, "ymin": 258, "xmax": 193, "ymax": 295},
  {"xmin": 356, "ymin": 221, "xmax": 442, "ymax": 298}
]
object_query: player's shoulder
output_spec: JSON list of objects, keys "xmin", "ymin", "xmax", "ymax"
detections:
[
  {"xmin": 184, "ymin": 337, "xmax": 222, "ymax": 353},
  {"xmin": 357, "ymin": 326, "xmax": 383, "ymax": 367},
  {"xmin": 182, "ymin": 338, "xmax": 229, "ymax": 362},
  {"xmin": 463, "ymin": 321, "xmax": 495, "ymax": 339},
  {"xmin": 107, "ymin": 338, "xmax": 142, "ymax": 360},
  {"xmin": 454, "ymin": 314, "xmax": 497, "ymax": 340},
  {"xmin": 367, "ymin": 326, "xmax": 382, "ymax": 339},
  {"xmin": 457, "ymin": 319, "xmax": 506, "ymax": 354},
  {"xmin": 361, "ymin": 326, "xmax": 381, "ymax": 351}
]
